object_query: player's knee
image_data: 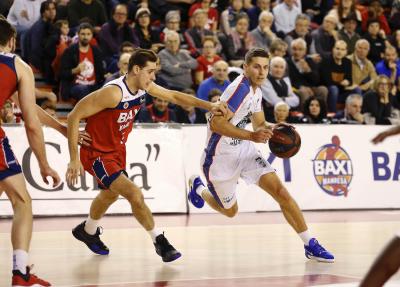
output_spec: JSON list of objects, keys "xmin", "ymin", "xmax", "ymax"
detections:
[
  {"xmin": 125, "ymin": 191, "xmax": 145, "ymax": 208},
  {"xmin": 275, "ymin": 186, "xmax": 291, "ymax": 204},
  {"xmin": 101, "ymin": 191, "xmax": 119, "ymax": 203}
]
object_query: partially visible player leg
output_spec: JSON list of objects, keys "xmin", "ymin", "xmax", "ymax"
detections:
[
  {"xmin": 1, "ymin": 174, "xmax": 50, "ymax": 286},
  {"xmin": 72, "ymin": 189, "xmax": 119, "ymax": 255},
  {"xmin": 258, "ymin": 172, "xmax": 334, "ymax": 263},
  {"xmin": 360, "ymin": 235, "xmax": 400, "ymax": 287},
  {"xmin": 188, "ymin": 176, "xmax": 238, "ymax": 218},
  {"xmin": 110, "ymin": 174, "xmax": 181, "ymax": 262}
]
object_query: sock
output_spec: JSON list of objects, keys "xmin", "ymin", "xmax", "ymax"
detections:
[
  {"xmin": 298, "ymin": 230, "xmax": 312, "ymax": 246},
  {"xmin": 148, "ymin": 228, "xmax": 163, "ymax": 243},
  {"xmin": 84, "ymin": 216, "xmax": 100, "ymax": 235},
  {"xmin": 196, "ymin": 184, "xmax": 207, "ymax": 197},
  {"xmin": 13, "ymin": 249, "xmax": 28, "ymax": 274}
]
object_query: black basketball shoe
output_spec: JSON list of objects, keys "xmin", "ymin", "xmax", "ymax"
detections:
[
  {"xmin": 72, "ymin": 221, "xmax": 109, "ymax": 255},
  {"xmin": 154, "ymin": 233, "xmax": 182, "ymax": 262}
]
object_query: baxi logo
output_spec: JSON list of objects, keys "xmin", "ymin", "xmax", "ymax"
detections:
[{"xmin": 312, "ymin": 135, "xmax": 353, "ymax": 197}]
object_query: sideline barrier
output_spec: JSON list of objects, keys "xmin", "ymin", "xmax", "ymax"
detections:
[{"xmin": 0, "ymin": 124, "xmax": 399, "ymax": 216}]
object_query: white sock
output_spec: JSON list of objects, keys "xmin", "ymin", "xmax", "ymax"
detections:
[
  {"xmin": 148, "ymin": 228, "xmax": 163, "ymax": 243},
  {"xmin": 13, "ymin": 249, "xmax": 28, "ymax": 274},
  {"xmin": 84, "ymin": 216, "xmax": 100, "ymax": 235},
  {"xmin": 196, "ymin": 184, "xmax": 207, "ymax": 197},
  {"xmin": 298, "ymin": 230, "xmax": 313, "ymax": 246}
]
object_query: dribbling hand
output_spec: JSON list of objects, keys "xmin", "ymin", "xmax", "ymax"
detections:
[
  {"xmin": 250, "ymin": 128, "xmax": 273, "ymax": 143},
  {"xmin": 66, "ymin": 160, "xmax": 84, "ymax": 186}
]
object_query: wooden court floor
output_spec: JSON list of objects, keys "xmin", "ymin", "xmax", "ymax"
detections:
[{"xmin": 0, "ymin": 211, "xmax": 400, "ymax": 287}]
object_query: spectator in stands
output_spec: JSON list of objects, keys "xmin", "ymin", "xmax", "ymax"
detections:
[
  {"xmin": 175, "ymin": 89, "xmax": 207, "ymax": 124},
  {"xmin": 261, "ymin": 56, "xmax": 299, "ymax": 121},
  {"xmin": 7, "ymin": 0, "xmax": 44, "ymax": 59},
  {"xmin": 287, "ymin": 38, "xmax": 328, "ymax": 108},
  {"xmin": 272, "ymin": 0, "xmax": 301, "ymax": 37},
  {"xmin": 158, "ymin": 31, "xmax": 198, "ymax": 91},
  {"xmin": 362, "ymin": 19, "xmax": 388, "ymax": 65},
  {"xmin": 197, "ymin": 60, "xmax": 230, "ymax": 101},
  {"xmin": 189, "ymin": 0, "xmax": 219, "ymax": 31},
  {"xmin": 59, "ymin": 22, "xmax": 105, "ymax": 101},
  {"xmin": 362, "ymin": 75, "xmax": 396, "ymax": 125},
  {"xmin": 26, "ymin": 0, "xmax": 56, "ymax": 77},
  {"xmin": 40, "ymin": 99, "xmax": 57, "ymax": 117},
  {"xmin": 136, "ymin": 97, "xmax": 177, "ymax": 123},
  {"xmin": 194, "ymin": 36, "xmax": 221, "ymax": 86},
  {"xmin": 45, "ymin": 19, "xmax": 72, "ymax": 81},
  {"xmin": 311, "ymin": 14, "xmax": 338, "ymax": 59},
  {"xmin": 334, "ymin": 93, "xmax": 364, "ymax": 124},
  {"xmin": 376, "ymin": 46, "xmax": 400, "ymax": 85},
  {"xmin": 98, "ymin": 3, "xmax": 138, "ymax": 65},
  {"xmin": 361, "ymin": 0, "xmax": 391, "ymax": 35},
  {"xmin": 284, "ymin": 14, "xmax": 314, "ymax": 55},
  {"xmin": 269, "ymin": 38, "xmax": 288, "ymax": 58},
  {"xmin": 327, "ymin": 0, "xmax": 361, "ymax": 30},
  {"xmin": 302, "ymin": 0, "xmax": 332, "ymax": 25},
  {"xmin": 300, "ymin": 96, "xmax": 330, "ymax": 123},
  {"xmin": 338, "ymin": 13, "xmax": 361, "ymax": 55},
  {"xmin": 106, "ymin": 41, "xmax": 135, "ymax": 74},
  {"xmin": 390, "ymin": 30, "xmax": 400, "ymax": 56},
  {"xmin": 348, "ymin": 39, "xmax": 377, "ymax": 92},
  {"xmin": 251, "ymin": 11, "xmax": 276, "ymax": 52},
  {"xmin": 320, "ymin": 40, "xmax": 355, "ymax": 112},
  {"xmin": 220, "ymin": 0, "xmax": 247, "ymax": 35},
  {"xmin": 0, "ymin": 100, "xmax": 15, "ymax": 124},
  {"xmin": 185, "ymin": 8, "xmax": 219, "ymax": 58},
  {"xmin": 389, "ymin": 0, "xmax": 400, "ymax": 31},
  {"xmin": 134, "ymin": 7, "xmax": 163, "ymax": 53},
  {"xmin": 160, "ymin": 11, "xmax": 188, "ymax": 49},
  {"xmin": 67, "ymin": 0, "xmax": 107, "ymax": 31},
  {"xmin": 208, "ymin": 88, "xmax": 222, "ymax": 103},
  {"xmin": 222, "ymin": 13, "xmax": 256, "ymax": 67},
  {"xmin": 105, "ymin": 52, "xmax": 130, "ymax": 83},
  {"xmin": 148, "ymin": 0, "xmax": 192, "ymax": 23},
  {"xmin": 35, "ymin": 87, "xmax": 57, "ymax": 107},
  {"xmin": 273, "ymin": 101, "xmax": 292, "ymax": 123},
  {"xmin": 247, "ymin": 0, "xmax": 271, "ymax": 30}
]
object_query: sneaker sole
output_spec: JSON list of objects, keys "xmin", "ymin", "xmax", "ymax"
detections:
[
  {"xmin": 188, "ymin": 176, "xmax": 205, "ymax": 208},
  {"xmin": 306, "ymin": 254, "xmax": 335, "ymax": 263},
  {"xmin": 163, "ymin": 252, "xmax": 182, "ymax": 262},
  {"xmin": 72, "ymin": 230, "xmax": 110, "ymax": 255}
]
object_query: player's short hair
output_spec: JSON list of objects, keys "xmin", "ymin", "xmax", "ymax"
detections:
[
  {"xmin": 128, "ymin": 48, "xmax": 158, "ymax": 71},
  {"xmin": 244, "ymin": 48, "xmax": 270, "ymax": 64},
  {"xmin": 0, "ymin": 17, "xmax": 16, "ymax": 46}
]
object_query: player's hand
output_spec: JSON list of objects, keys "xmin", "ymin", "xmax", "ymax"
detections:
[
  {"xmin": 210, "ymin": 101, "xmax": 229, "ymax": 116},
  {"xmin": 78, "ymin": 130, "xmax": 92, "ymax": 146},
  {"xmin": 40, "ymin": 166, "xmax": 61, "ymax": 188},
  {"xmin": 372, "ymin": 131, "xmax": 390, "ymax": 144},
  {"xmin": 66, "ymin": 160, "xmax": 84, "ymax": 186},
  {"xmin": 250, "ymin": 128, "xmax": 273, "ymax": 143}
]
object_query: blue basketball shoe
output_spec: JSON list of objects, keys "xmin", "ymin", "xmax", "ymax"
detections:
[
  {"xmin": 304, "ymin": 238, "xmax": 334, "ymax": 263},
  {"xmin": 188, "ymin": 175, "xmax": 205, "ymax": 208}
]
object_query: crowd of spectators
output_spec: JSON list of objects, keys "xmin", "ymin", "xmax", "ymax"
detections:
[{"xmin": 1, "ymin": 0, "xmax": 400, "ymax": 125}]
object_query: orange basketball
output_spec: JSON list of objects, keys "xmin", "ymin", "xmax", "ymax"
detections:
[{"xmin": 268, "ymin": 125, "xmax": 301, "ymax": 158}]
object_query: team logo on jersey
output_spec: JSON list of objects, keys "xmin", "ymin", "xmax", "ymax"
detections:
[
  {"xmin": 312, "ymin": 135, "xmax": 353, "ymax": 197},
  {"xmin": 123, "ymin": 102, "xmax": 129, "ymax": 109}
]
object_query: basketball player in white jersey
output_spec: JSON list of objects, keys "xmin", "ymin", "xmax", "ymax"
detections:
[{"xmin": 188, "ymin": 48, "xmax": 334, "ymax": 262}]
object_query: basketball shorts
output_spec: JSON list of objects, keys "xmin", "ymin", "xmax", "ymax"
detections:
[
  {"xmin": 0, "ymin": 137, "xmax": 22, "ymax": 181},
  {"xmin": 201, "ymin": 141, "xmax": 275, "ymax": 209},
  {"xmin": 81, "ymin": 149, "xmax": 127, "ymax": 190}
]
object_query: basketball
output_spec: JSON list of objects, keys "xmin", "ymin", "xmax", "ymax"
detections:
[{"xmin": 268, "ymin": 125, "xmax": 301, "ymax": 158}]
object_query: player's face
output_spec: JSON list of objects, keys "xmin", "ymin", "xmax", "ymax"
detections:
[
  {"xmin": 309, "ymin": 100, "xmax": 320, "ymax": 117},
  {"xmin": 137, "ymin": 61, "xmax": 157, "ymax": 90},
  {"xmin": 244, "ymin": 57, "xmax": 269, "ymax": 87}
]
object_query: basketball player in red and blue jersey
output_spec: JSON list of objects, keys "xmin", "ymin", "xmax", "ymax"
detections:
[
  {"xmin": 66, "ymin": 48, "xmax": 228, "ymax": 262},
  {"xmin": 188, "ymin": 48, "xmax": 334, "ymax": 262},
  {"xmin": 0, "ymin": 17, "xmax": 63, "ymax": 286}
]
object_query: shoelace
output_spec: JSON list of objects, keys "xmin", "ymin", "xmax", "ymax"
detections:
[{"xmin": 312, "ymin": 241, "xmax": 327, "ymax": 255}]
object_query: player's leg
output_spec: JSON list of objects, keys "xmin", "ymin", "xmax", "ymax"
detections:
[
  {"xmin": 188, "ymin": 175, "xmax": 238, "ymax": 218},
  {"xmin": 360, "ymin": 235, "xmax": 400, "ymax": 287},
  {"xmin": 1, "ymin": 174, "xmax": 50, "ymax": 286},
  {"xmin": 110, "ymin": 173, "xmax": 181, "ymax": 262},
  {"xmin": 258, "ymin": 172, "xmax": 334, "ymax": 262},
  {"xmin": 72, "ymin": 188, "xmax": 119, "ymax": 255}
]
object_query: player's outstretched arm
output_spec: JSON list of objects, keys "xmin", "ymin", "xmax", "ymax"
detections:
[
  {"xmin": 66, "ymin": 85, "xmax": 121, "ymax": 185},
  {"xmin": 372, "ymin": 125, "xmax": 400, "ymax": 144},
  {"xmin": 147, "ymin": 82, "xmax": 228, "ymax": 116},
  {"xmin": 15, "ymin": 57, "xmax": 61, "ymax": 187}
]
